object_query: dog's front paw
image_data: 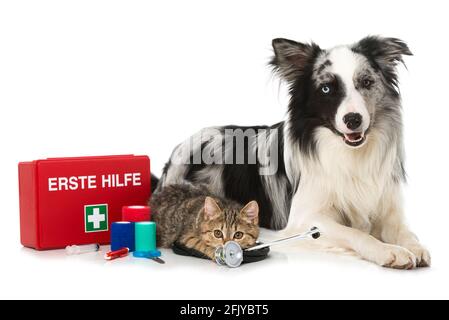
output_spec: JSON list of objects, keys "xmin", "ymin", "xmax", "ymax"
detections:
[
  {"xmin": 406, "ymin": 245, "xmax": 431, "ymax": 267},
  {"xmin": 375, "ymin": 244, "xmax": 417, "ymax": 270}
]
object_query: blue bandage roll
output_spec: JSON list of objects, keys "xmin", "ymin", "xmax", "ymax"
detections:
[
  {"xmin": 111, "ymin": 222, "xmax": 135, "ymax": 252},
  {"xmin": 133, "ymin": 249, "xmax": 161, "ymax": 259}
]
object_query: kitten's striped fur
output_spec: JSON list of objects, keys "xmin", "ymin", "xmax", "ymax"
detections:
[{"xmin": 150, "ymin": 183, "xmax": 259, "ymax": 260}]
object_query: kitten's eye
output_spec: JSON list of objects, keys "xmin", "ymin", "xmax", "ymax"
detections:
[
  {"xmin": 234, "ymin": 231, "xmax": 244, "ymax": 239},
  {"xmin": 362, "ymin": 79, "xmax": 374, "ymax": 89},
  {"xmin": 321, "ymin": 84, "xmax": 331, "ymax": 94},
  {"xmin": 213, "ymin": 230, "xmax": 223, "ymax": 238}
]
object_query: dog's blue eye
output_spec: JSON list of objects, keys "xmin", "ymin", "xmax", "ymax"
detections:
[{"xmin": 321, "ymin": 85, "xmax": 331, "ymax": 94}]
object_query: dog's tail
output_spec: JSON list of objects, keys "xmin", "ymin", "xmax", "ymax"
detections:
[{"xmin": 151, "ymin": 174, "xmax": 159, "ymax": 194}]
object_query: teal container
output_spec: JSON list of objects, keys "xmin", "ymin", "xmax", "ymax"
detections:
[{"xmin": 135, "ymin": 221, "xmax": 157, "ymax": 252}]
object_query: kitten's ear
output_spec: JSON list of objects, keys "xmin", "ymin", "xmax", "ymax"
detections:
[
  {"xmin": 270, "ymin": 38, "xmax": 321, "ymax": 83},
  {"xmin": 204, "ymin": 197, "xmax": 222, "ymax": 220},
  {"xmin": 240, "ymin": 201, "xmax": 259, "ymax": 224}
]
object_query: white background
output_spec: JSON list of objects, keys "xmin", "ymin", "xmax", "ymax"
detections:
[{"xmin": 1, "ymin": 0, "xmax": 448, "ymax": 300}]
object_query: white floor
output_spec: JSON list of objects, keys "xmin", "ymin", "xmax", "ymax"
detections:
[{"xmin": 2, "ymin": 226, "xmax": 447, "ymax": 300}]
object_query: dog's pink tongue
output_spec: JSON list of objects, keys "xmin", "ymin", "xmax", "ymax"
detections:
[{"xmin": 345, "ymin": 133, "xmax": 362, "ymax": 141}]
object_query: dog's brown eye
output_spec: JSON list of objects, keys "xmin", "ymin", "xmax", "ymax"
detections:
[
  {"xmin": 234, "ymin": 231, "xmax": 243, "ymax": 239},
  {"xmin": 362, "ymin": 79, "xmax": 374, "ymax": 89},
  {"xmin": 214, "ymin": 230, "xmax": 223, "ymax": 238}
]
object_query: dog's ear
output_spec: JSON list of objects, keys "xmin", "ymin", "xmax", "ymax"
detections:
[
  {"xmin": 271, "ymin": 38, "xmax": 321, "ymax": 83},
  {"xmin": 353, "ymin": 36, "xmax": 412, "ymax": 92}
]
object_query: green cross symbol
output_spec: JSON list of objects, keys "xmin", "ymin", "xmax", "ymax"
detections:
[{"xmin": 84, "ymin": 204, "xmax": 108, "ymax": 233}]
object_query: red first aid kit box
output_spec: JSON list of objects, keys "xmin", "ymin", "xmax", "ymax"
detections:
[{"xmin": 18, "ymin": 155, "xmax": 151, "ymax": 250}]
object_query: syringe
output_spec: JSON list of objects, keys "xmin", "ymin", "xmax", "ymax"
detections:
[{"xmin": 65, "ymin": 243, "xmax": 100, "ymax": 255}]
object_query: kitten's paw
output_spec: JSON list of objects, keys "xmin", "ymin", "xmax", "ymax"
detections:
[
  {"xmin": 374, "ymin": 244, "xmax": 417, "ymax": 270},
  {"xmin": 206, "ymin": 248, "xmax": 217, "ymax": 260},
  {"xmin": 406, "ymin": 244, "xmax": 431, "ymax": 267}
]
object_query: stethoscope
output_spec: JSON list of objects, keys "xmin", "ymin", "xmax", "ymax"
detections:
[{"xmin": 214, "ymin": 227, "xmax": 321, "ymax": 268}]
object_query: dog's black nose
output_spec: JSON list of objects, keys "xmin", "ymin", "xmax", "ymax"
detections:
[{"xmin": 343, "ymin": 113, "xmax": 363, "ymax": 131}]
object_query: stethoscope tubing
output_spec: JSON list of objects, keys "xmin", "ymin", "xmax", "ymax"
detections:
[{"xmin": 245, "ymin": 227, "xmax": 320, "ymax": 252}]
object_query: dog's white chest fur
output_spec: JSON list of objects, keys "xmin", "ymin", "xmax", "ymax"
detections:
[{"xmin": 287, "ymin": 127, "xmax": 398, "ymax": 232}]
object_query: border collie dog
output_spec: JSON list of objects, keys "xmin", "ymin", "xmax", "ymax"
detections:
[{"xmin": 154, "ymin": 36, "xmax": 430, "ymax": 269}]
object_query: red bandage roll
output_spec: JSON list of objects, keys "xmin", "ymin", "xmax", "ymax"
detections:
[{"xmin": 122, "ymin": 205, "xmax": 151, "ymax": 222}]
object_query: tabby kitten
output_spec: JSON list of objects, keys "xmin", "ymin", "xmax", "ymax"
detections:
[{"xmin": 150, "ymin": 183, "xmax": 259, "ymax": 260}]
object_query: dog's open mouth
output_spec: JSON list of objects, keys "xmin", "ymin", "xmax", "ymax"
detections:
[{"xmin": 343, "ymin": 132, "xmax": 366, "ymax": 147}]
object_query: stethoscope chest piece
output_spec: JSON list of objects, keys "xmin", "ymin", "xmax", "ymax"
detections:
[
  {"xmin": 215, "ymin": 241, "xmax": 243, "ymax": 268},
  {"xmin": 212, "ymin": 227, "xmax": 320, "ymax": 268}
]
